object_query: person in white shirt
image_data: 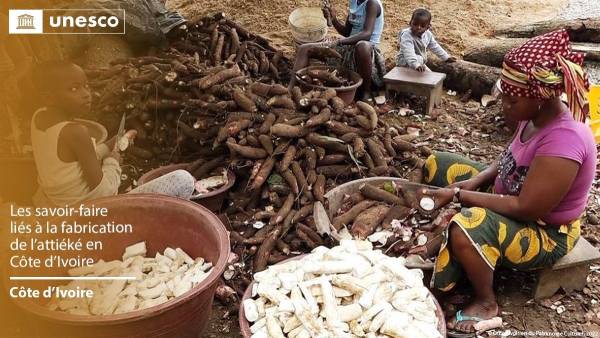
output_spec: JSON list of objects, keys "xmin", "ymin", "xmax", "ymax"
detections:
[
  {"xmin": 30, "ymin": 61, "xmax": 194, "ymax": 207},
  {"xmin": 396, "ymin": 8, "xmax": 456, "ymax": 72}
]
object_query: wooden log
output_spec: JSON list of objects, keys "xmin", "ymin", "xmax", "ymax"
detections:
[
  {"xmin": 426, "ymin": 59, "xmax": 501, "ymax": 98},
  {"xmin": 495, "ymin": 18, "xmax": 600, "ymax": 43},
  {"xmin": 464, "ymin": 38, "xmax": 600, "ymax": 67},
  {"xmin": 463, "ymin": 38, "xmax": 528, "ymax": 67}
]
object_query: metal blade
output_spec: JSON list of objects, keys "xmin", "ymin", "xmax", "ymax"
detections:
[
  {"xmin": 390, "ymin": 179, "xmax": 440, "ymax": 193},
  {"xmin": 114, "ymin": 113, "xmax": 126, "ymax": 151}
]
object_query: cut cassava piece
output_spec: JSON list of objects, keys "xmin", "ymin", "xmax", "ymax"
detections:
[
  {"xmin": 271, "ymin": 124, "xmax": 309, "ymax": 138},
  {"xmin": 280, "ymin": 145, "xmax": 297, "ymax": 171},
  {"xmin": 232, "ymin": 89, "xmax": 258, "ymax": 113},
  {"xmin": 306, "ymin": 133, "xmax": 347, "ymax": 153},
  {"xmin": 197, "ymin": 65, "xmax": 242, "ymax": 89},
  {"xmin": 351, "ymin": 205, "xmax": 390, "ymax": 239},
  {"xmin": 305, "ymin": 108, "xmax": 332, "ymax": 128},
  {"xmin": 258, "ymin": 134, "xmax": 274, "ymax": 154},
  {"xmin": 226, "ymin": 141, "xmax": 268, "ymax": 159},
  {"xmin": 359, "ymin": 183, "xmax": 406, "ymax": 206},
  {"xmin": 332, "ymin": 200, "xmax": 377, "ymax": 231},
  {"xmin": 273, "ymin": 194, "xmax": 294, "ymax": 225},
  {"xmin": 253, "ymin": 228, "xmax": 281, "ymax": 272},
  {"xmin": 356, "ymin": 101, "xmax": 378, "ymax": 130},
  {"xmin": 251, "ymin": 157, "xmax": 275, "ymax": 190},
  {"xmin": 280, "ymin": 169, "xmax": 299, "ymax": 195}
]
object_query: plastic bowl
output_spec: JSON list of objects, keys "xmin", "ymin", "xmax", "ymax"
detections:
[
  {"xmin": 4, "ymin": 194, "xmax": 230, "ymax": 337},
  {"xmin": 238, "ymin": 255, "xmax": 447, "ymax": 337},
  {"xmin": 295, "ymin": 65, "xmax": 363, "ymax": 105},
  {"xmin": 289, "ymin": 7, "xmax": 328, "ymax": 44},
  {"xmin": 137, "ymin": 163, "xmax": 236, "ymax": 212}
]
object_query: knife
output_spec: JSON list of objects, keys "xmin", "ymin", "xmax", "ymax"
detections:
[
  {"xmin": 389, "ymin": 178, "xmax": 440, "ymax": 193},
  {"xmin": 114, "ymin": 113, "xmax": 126, "ymax": 152}
]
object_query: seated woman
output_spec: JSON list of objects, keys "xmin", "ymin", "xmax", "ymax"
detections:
[
  {"xmin": 289, "ymin": 0, "xmax": 385, "ymax": 101},
  {"xmin": 30, "ymin": 60, "xmax": 194, "ymax": 207},
  {"xmin": 417, "ymin": 30, "xmax": 596, "ymax": 335}
]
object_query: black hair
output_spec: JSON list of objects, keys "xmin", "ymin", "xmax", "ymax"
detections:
[
  {"xmin": 410, "ymin": 8, "xmax": 432, "ymax": 23},
  {"xmin": 31, "ymin": 60, "xmax": 78, "ymax": 93}
]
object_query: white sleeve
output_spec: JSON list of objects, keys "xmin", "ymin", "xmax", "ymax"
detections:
[
  {"xmin": 428, "ymin": 34, "xmax": 450, "ymax": 61},
  {"xmin": 399, "ymin": 31, "xmax": 421, "ymax": 69}
]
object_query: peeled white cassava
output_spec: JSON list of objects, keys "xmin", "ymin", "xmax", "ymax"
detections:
[
  {"xmin": 46, "ymin": 241, "xmax": 213, "ymax": 316},
  {"xmin": 244, "ymin": 240, "xmax": 442, "ymax": 338}
]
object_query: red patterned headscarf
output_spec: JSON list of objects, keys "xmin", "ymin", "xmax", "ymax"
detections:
[{"xmin": 501, "ymin": 29, "xmax": 590, "ymax": 122}]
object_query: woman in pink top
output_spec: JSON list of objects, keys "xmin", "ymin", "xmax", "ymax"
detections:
[{"xmin": 416, "ymin": 30, "xmax": 596, "ymax": 335}]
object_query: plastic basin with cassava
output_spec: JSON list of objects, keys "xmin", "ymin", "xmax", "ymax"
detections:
[
  {"xmin": 137, "ymin": 163, "xmax": 236, "ymax": 212},
  {"xmin": 5, "ymin": 194, "xmax": 230, "ymax": 338},
  {"xmin": 238, "ymin": 254, "xmax": 446, "ymax": 338},
  {"xmin": 296, "ymin": 65, "xmax": 363, "ymax": 105}
]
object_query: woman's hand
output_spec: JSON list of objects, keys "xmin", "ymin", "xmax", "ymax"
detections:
[
  {"xmin": 322, "ymin": 7, "xmax": 337, "ymax": 22},
  {"xmin": 448, "ymin": 178, "xmax": 480, "ymax": 192},
  {"xmin": 125, "ymin": 129, "xmax": 138, "ymax": 140},
  {"xmin": 417, "ymin": 188, "xmax": 455, "ymax": 212}
]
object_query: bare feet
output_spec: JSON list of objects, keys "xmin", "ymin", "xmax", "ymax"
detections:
[{"xmin": 447, "ymin": 299, "xmax": 498, "ymax": 333}]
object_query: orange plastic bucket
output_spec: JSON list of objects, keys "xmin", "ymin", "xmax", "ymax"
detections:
[{"xmin": 4, "ymin": 194, "xmax": 230, "ymax": 337}]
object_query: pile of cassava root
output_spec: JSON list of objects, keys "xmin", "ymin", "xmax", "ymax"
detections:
[
  {"xmin": 242, "ymin": 240, "xmax": 442, "ymax": 338},
  {"xmin": 84, "ymin": 15, "xmax": 433, "ymax": 303},
  {"xmin": 85, "ymin": 12, "xmax": 291, "ymax": 164},
  {"xmin": 47, "ymin": 242, "xmax": 213, "ymax": 316}
]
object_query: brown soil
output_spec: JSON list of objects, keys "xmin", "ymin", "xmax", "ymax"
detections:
[{"xmin": 166, "ymin": 0, "xmax": 568, "ymax": 59}]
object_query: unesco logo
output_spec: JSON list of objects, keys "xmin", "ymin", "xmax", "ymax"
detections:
[
  {"xmin": 16, "ymin": 13, "xmax": 36, "ymax": 29},
  {"xmin": 9, "ymin": 10, "xmax": 43, "ymax": 34},
  {"xmin": 8, "ymin": 9, "xmax": 125, "ymax": 35}
]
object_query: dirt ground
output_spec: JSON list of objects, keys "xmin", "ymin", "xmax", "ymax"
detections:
[{"xmin": 165, "ymin": 0, "xmax": 568, "ymax": 59}]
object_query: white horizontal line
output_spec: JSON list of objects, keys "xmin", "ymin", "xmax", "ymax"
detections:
[
  {"xmin": 41, "ymin": 33, "xmax": 126, "ymax": 35},
  {"xmin": 10, "ymin": 276, "xmax": 137, "ymax": 281}
]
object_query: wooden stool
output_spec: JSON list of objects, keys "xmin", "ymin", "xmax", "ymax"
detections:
[
  {"xmin": 534, "ymin": 237, "xmax": 600, "ymax": 299},
  {"xmin": 384, "ymin": 67, "xmax": 446, "ymax": 115}
]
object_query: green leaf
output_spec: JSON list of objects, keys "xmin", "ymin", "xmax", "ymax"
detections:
[
  {"xmin": 383, "ymin": 181, "xmax": 395, "ymax": 194},
  {"xmin": 267, "ymin": 173, "xmax": 284, "ymax": 186}
]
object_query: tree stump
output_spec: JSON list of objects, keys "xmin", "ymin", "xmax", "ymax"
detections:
[{"xmin": 426, "ymin": 59, "xmax": 501, "ymax": 99}]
